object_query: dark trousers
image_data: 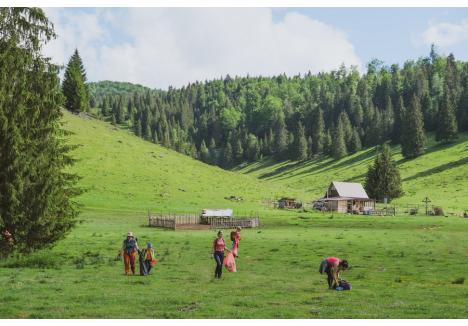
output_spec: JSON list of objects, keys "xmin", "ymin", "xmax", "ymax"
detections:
[
  {"xmin": 145, "ymin": 260, "xmax": 153, "ymax": 274},
  {"xmin": 319, "ymin": 260, "xmax": 334, "ymax": 289},
  {"xmin": 214, "ymin": 251, "xmax": 224, "ymax": 278}
]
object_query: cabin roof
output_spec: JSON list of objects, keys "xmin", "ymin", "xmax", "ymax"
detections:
[{"xmin": 329, "ymin": 181, "xmax": 369, "ymax": 199}]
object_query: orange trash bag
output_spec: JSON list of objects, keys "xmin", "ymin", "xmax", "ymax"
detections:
[{"xmin": 223, "ymin": 251, "xmax": 237, "ymax": 272}]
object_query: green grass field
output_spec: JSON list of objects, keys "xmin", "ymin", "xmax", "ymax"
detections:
[
  {"xmin": 0, "ymin": 112, "xmax": 467, "ymax": 318},
  {"xmin": 236, "ymin": 133, "xmax": 468, "ymax": 212}
]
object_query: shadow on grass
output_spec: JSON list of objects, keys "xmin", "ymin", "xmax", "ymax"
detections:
[{"xmin": 403, "ymin": 157, "xmax": 468, "ymax": 182}]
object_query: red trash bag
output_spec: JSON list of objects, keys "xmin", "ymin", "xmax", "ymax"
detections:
[{"xmin": 223, "ymin": 251, "xmax": 237, "ymax": 272}]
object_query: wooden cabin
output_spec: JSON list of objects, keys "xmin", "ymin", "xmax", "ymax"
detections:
[{"xmin": 320, "ymin": 181, "xmax": 375, "ymax": 213}]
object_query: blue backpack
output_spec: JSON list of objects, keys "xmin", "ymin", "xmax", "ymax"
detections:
[{"xmin": 124, "ymin": 238, "xmax": 137, "ymax": 254}]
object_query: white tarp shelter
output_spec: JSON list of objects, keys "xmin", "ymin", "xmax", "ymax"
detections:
[{"xmin": 201, "ymin": 208, "xmax": 233, "ymax": 217}]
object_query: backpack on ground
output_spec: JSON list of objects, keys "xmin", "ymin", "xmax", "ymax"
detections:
[{"xmin": 336, "ymin": 280, "xmax": 352, "ymax": 291}]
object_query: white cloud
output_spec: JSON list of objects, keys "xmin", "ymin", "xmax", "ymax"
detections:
[
  {"xmin": 421, "ymin": 19, "xmax": 468, "ymax": 47},
  {"xmin": 42, "ymin": 8, "xmax": 361, "ymax": 89}
]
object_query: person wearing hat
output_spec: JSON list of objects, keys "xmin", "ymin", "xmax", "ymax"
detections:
[
  {"xmin": 144, "ymin": 242, "xmax": 157, "ymax": 274},
  {"xmin": 122, "ymin": 231, "xmax": 139, "ymax": 275},
  {"xmin": 212, "ymin": 230, "xmax": 226, "ymax": 279}
]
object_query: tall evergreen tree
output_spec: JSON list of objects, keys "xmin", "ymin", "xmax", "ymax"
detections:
[
  {"xmin": 365, "ymin": 144, "xmax": 403, "ymax": 202},
  {"xmin": 311, "ymin": 108, "xmax": 325, "ymax": 154},
  {"xmin": 234, "ymin": 139, "xmax": 244, "ymax": 163},
  {"xmin": 222, "ymin": 143, "xmax": 233, "ymax": 168},
  {"xmin": 331, "ymin": 120, "xmax": 348, "ymax": 159},
  {"xmin": 294, "ymin": 121, "xmax": 308, "ymax": 160},
  {"xmin": 436, "ymin": 85, "xmax": 458, "ymax": 143},
  {"xmin": 199, "ymin": 140, "xmax": 209, "ymax": 163},
  {"xmin": 274, "ymin": 118, "xmax": 288, "ymax": 160},
  {"xmin": 349, "ymin": 128, "xmax": 362, "ymax": 153},
  {"xmin": 401, "ymin": 95, "xmax": 426, "ymax": 159},
  {"xmin": 62, "ymin": 48, "xmax": 89, "ymax": 113},
  {"xmin": 0, "ymin": 8, "xmax": 80, "ymax": 256}
]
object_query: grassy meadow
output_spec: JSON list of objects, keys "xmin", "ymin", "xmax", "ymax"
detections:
[
  {"xmin": 236, "ymin": 133, "xmax": 468, "ymax": 213},
  {"xmin": 0, "ymin": 112, "xmax": 467, "ymax": 318}
]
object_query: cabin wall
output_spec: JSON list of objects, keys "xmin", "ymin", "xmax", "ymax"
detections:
[{"xmin": 327, "ymin": 200, "xmax": 348, "ymax": 213}]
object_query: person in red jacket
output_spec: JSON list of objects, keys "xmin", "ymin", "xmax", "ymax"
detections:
[
  {"xmin": 212, "ymin": 230, "xmax": 226, "ymax": 279},
  {"xmin": 319, "ymin": 257, "xmax": 349, "ymax": 289}
]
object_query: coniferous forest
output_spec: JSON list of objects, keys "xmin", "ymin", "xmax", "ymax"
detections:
[{"xmin": 76, "ymin": 47, "xmax": 468, "ymax": 168}]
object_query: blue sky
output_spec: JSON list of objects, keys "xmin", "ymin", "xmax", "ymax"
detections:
[
  {"xmin": 43, "ymin": 7, "xmax": 468, "ymax": 89},
  {"xmin": 273, "ymin": 8, "xmax": 468, "ymax": 66}
]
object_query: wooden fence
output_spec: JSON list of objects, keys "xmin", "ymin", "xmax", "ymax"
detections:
[
  {"xmin": 148, "ymin": 212, "xmax": 259, "ymax": 230},
  {"xmin": 148, "ymin": 213, "xmax": 201, "ymax": 230},
  {"xmin": 210, "ymin": 217, "xmax": 260, "ymax": 229}
]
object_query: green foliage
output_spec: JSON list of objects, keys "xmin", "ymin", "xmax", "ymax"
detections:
[
  {"xmin": 436, "ymin": 85, "xmax": 458, "ymax": 143},
  {"xmin": 219, "ymin": 107, "xmax": 242, "ymax": 131},
  {"xmin": 0, "ymin": 8, "xmax": 80, "ymax": 256},
  {"xmin": 199, "ymin": 140, "xmax": 209, "ymax": 164},
  {"xmin": 89, "ymin": 48, "xmax": 468, "ymax": 167},
  {"xmin": 62, "ymin": 49, "xmax": 89, "ymax": 113},
  {"xmin": 293, "ymin": 121, "xmax": 308, "ymax": 160},
  {"xmin": 365, "ymin": 144, "xmax": 403, "ymax": 202},
  {"xmin": 401, "ymin": 95, "xmax": 426, "ymax": 159},
  {"xmin": 311, "ymin": 108, "xmax": 325, "ymax": 155},
  {"xmin": 332, "ymin": 119, "xmax": 348, "ymax": 160}
]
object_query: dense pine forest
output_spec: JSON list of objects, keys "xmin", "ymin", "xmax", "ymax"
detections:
[{"xmin": 82, "ymin": 47, "xmax": 468, "ymax": 168}]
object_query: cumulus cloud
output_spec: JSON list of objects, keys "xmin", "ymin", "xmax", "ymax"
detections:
[
  {"xmin": 42, "ymin": 8, "xmax": 361, "ymax": 89},
  {"xmin": 421, "ymin": 19, "xmax": 468, "ymax": 47}
]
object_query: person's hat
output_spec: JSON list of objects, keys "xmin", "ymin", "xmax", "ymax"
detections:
[
  {"xmin": 236, "ymin": 226, "xmax": 242, "ymax": 230},
  {"xmin": 217, "ymin": 230, "xmax": 223, "ymax": 235},
  {"xmin": 147, "ymin": 242, "xmax": 153, "ymax": 248},
  {"xmin": 127, "ymin": 231, "xmax": 134, "ymax": 237}
]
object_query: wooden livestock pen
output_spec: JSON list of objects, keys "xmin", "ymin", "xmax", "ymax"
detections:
[
  {"xmin": 148, "ymin": 213, "xmax": 202, "ymax": 230},
  {"xmin": 148, "ymin": 211, "xmax": 260, "ymax": 230},
  {"xmin": 210, "ymin": 216, "xmax": 260, "ymax": 229}
]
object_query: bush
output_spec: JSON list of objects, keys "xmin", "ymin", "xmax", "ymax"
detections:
[{"xmin": 452, "ymin": 277, "xmax": 465, "ymax": 284}]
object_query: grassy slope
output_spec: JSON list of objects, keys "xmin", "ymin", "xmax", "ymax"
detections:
[
  {"xmin": 0, "ymin": 112, "xmax": 467, "ymax": 318},
  {"xmin": 62, "ymin": 111, "xmax": 295, "ymax": 214},
  {"xmin": 236, "ymin": 133, "xmax": 468, "ymax": 212}
]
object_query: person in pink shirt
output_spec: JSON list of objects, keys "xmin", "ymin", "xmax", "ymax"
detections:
[
  {"xmin": 319, "ymin": 256, "xmax": 349, "ymax": 289},
  {"xmin": 212, "ymin": 230, "xmax": 226, "ymax": 279}
]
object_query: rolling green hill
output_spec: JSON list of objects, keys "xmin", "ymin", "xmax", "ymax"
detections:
[
  {"xmin": 1, "ymin": 110, "xmax": 467, "ymax": 318},
  {"xmin": 236, "ymin": 133, "xmax": 468, "ymax": 213},
  {"xmin": 62, "ymin": 110, "xmax": 295, "ymax": 214}
]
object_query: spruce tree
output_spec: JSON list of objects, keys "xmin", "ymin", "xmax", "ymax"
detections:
[
  {"xmin": 436, "ymin": 85, "xmax": 458, "ymax": 143},
  {"xmin": 234, "ymin": 139, "xmax": 244, "ymax": 163},
  {"xmin": 294, "ymin": 121, "xmax": 308, "ymax": 160},
  {"xmin": 222, "ymin": 143, "xmax": 233, "ymax": 168},
  {"xmin": 391, "ymin": 96, "xmax": 404, "ymax": 143},
  {"xmin": 62, "ymin": 48, "xmax": 89, "ymax": 113},
  {"xmin": 0, "ymin": 8, "xmax": 80, "ymax": 256},
  {"xmin": 208, "ymin": 138, "xmax": 217, "ymax": 165},
  {"xmin": 274, "ymin": 118, "xmax": 288, "ymax": 160},
  {"xmin": 311, "ymin": 108, "xmax": 325, "ymax": 154},
  {"xmin": 349, "ymin": 128, "xmax": 362, "ymax": 153},
  {"xmin": 401, "ymin": 95, "xmax": 426, "ymax": 159},
  {"xmin": 365, "ymin": 144, "xmax": 403, "ymax": 202},
  {"xmin": 331, "ymin": 120, "xmax": 348, "ymax": 159},
  {"xmin": 199, "ymin": 140, "xmax": 209, "ymax": 163}
]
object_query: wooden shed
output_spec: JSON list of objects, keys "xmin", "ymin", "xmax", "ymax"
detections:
[
  {"xmin": 277, "ymin": 197, "xmax": 302, "ymax": 209},
  {"xmin": 320, "ymin": 181, "xmax": 375, "ymax": 213}
]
